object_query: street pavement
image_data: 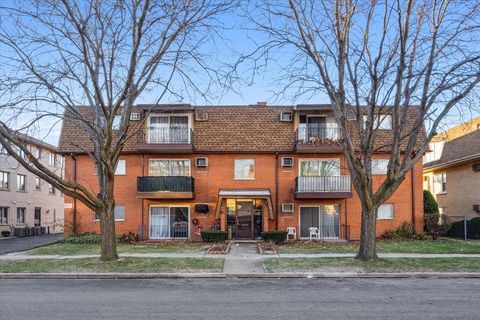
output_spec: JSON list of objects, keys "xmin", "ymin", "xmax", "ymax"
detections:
[
  {"xmin": 0, "ymin": 278, "xmax": 478, "ymax": 320},
  {"xmin": 0, "ymin": 233, "xmax": 63, "ymax": 255}
]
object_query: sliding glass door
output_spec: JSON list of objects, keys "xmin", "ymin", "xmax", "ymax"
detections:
[
  {"xmin": 300, "ymin": 205, "xmax": 340, "ymax": 239},
  {"xmin": 150, "ymin": 206, "xmax": 189, "ymax": 239}
]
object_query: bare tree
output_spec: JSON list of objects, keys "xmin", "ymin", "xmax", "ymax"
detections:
[
  {"xmin": 0, "ymin": 0, "xmax": 234, "ymax": 261},
  {"xmin": 241, "ymin": 0, "xmax": 480, "ymax": 260}
]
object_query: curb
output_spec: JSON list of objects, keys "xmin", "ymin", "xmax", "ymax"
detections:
[{"xmin": 2, "ymin": 272, "xmax": 480, "ymax": 280}]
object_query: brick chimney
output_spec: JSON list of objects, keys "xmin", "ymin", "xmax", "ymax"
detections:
[{"xmin": 256, "ymin": 101, "xmax": 267, "ymax": 107}]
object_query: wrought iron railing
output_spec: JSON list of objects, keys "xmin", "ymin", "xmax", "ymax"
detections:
[
  {"xmin": 296, "ymin": 125, "xmax": 342, "ymax": 143},
  {"xmin": 138, "ymin": 127, "xmax": 193, "ymax": 144},
  {"xmin": 296, "ymin": 175, "xmax": 351, "ymax": 192},
  {"xmin": 137, "ymin": 176, "xmax": 194, "ymax": 193}
]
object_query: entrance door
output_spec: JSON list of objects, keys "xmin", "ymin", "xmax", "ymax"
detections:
[
  {"xmin": 34, "ymin": 207, "xmax": 41, "ymax": 227},
  {"xmin": 236, "ymin": 200, "xmax": 253, "ymax": 239},
  {"xmin": 300, "ymin": 207, "xmax": 319, "ymax": 238}
]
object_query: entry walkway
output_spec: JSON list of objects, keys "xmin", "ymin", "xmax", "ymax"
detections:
[{"xmin": 222, "ymin": 242, "xmax": 265, "ymax": 274}]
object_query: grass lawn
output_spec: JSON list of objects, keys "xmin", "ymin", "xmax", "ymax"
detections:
[
  {"xmin": 0, "ymin": 257, "xmax": 223, "ymax": 273},
  {"xmin": 27, "ymin": 242, "xmax": 208, "ymax": 256},
  {"xmin": 264, "ymin": 257, "xmax": 480, "ymax": 273},
  {"xmin": 276, "ymin": 238, "xmax": 480, "ymax": 254}
]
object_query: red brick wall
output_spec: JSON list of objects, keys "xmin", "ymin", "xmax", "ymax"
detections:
[{"xmin": 63, "ymin": 153, "xmax": 424, "ymax": 239}]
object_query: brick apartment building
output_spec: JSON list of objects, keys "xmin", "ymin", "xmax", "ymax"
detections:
[
  {"xmin": 423, "ymin": 116, "xmax": 480, "ymax": 218},
  {"xmin": 59, "ymin": 103, "xmax": 424, "ymax": 241}
]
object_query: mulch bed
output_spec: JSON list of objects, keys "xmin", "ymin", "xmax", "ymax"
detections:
[
  {"xmin": 137, "ymin": 240, "xmax": 201, "ymax": 247},
  {"xmin": 207, "ymin": 241, "xmax": 232, "ymax": 254},
  {"xmin": 258, "ymin": 241, "xmax": 278, "ymax": 255}
]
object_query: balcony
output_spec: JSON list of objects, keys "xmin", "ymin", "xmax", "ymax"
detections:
[
  {"xmin": 295, "ymin": 125, "xmax": 343, "ymax": 153},
  {"xmin": 135, "ymin": 127, "xmax": 194, "ymax": 153},
  {"xmin": 137, "ymin": 176, "xmax": 195, "ymax": 199},
  {"xmin": 295, "ymin": 176, "xmax": 352, "ymax": 199}
]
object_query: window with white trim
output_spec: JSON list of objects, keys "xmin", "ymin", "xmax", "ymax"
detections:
[
  {"xmin": 372, "ymin": 159, "xmax": 389, "ymax": 175},
  {"xmin": 0, "ymin": 171, "xmax": 9, "ymax": 190},
  {"xmin": 35, "ymin": 177, "xmax": 41, "ymax": 190},
  {"xmin": 17, "ymin": 207, "xmax": 26, "ymax": 224},
  {"xmin": 0, "ymin": 207, "xmax": 8, "ymax": 224},
  {"xmin": 234, "ymin": 159, "xmax": 255, "ymax": 180},
  {"xmin": 149, "ymin": 159, "xmax": 190, "ymax": 176},
  {"xmin": 377, "ymin": 204, "xmax": 394, "ymax": 220},
  {"xmin": 363, "ymin": 114, "xmax": 392, "ymax": 130},
  {"xmin": 16, "ymin": 174, "xmax": 26, "ymax": 191},
  {"xmin": 115, "ymin": 160, "xmax": 126, "ymax": 175},
  {"xmin": 48, "ymin": 152, "xmax": 56, "ymax": 167},
  {"xmin": 94, "ymin": 205, "xmax": 125, "ymax": 221},
  {"xmin": 433, "ymin": 172, "xmax": 447, "ymax": 194}
]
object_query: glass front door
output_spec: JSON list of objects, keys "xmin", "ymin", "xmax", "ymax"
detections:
[
  {"xmin": 236, "ymin": 200, "xmax": 253, "ymax": 239},
  {"xmin": 225, "ymin": 199, "xmax": 263, "ymax": 239}
]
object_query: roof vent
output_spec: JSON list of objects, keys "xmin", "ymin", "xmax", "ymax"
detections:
[
  {"xmin": 195, "ymin": 112, "xmax": 208, "ymax": 121},
  {"xmin": 257, "ymin": 101, "xmax": 267, "ymax": 107},
  {"xmin": 130, "ymin": 113, "xmax": 141, "ymax": 121}
]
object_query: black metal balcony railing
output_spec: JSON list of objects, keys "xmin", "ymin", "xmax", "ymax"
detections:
[
  {"xmin": 137, "ymin": 127, "xmax": 193, "ymax": 144},
  {"xmin": 137, "ymin": 176, "xmax": 195, "ymax": 193},
  {"xmin": 296, "ymin": 125, "xmax": 342, "ymax": 143},
  {"xmin": 296, "ymin": 176, "xmax": 351, "ymax": 192}
]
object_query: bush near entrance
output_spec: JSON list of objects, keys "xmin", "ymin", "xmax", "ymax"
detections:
[
  {"xmin": 201, "ymin": 230, "xmax": 228, "ymax": 242},
  {"xmin": 261, "ymin": 230, "xmax": 288, "ymax": 244}
]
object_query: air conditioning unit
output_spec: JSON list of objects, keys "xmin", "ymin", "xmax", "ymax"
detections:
[
  {"xmin": 281, "ymin": 157, "xmax": 294, "ymax": 167},
  {"xmin": 281, "ymin": 203, "xmax": 294, "ymax": 213},
  {"xmin": 473, "ymin": 205, "xmax": 480, "ymax": 212},
  {"xmin": 280, "ymin": 112, "xmax": 293, "ymax": 122},
  {"xmin": 130, "ymin": 112, "xmax": 141, "ymax": 121},
  {"xmin": 195, "ymin": 157, "xmax": 208, "ymax": 167},
  {"xmin": 472, "ymin": 163, "xmax": 480, "ymax": 172},
  {"xmin": 195, "ymin": 112, "xmax": 208, "ymax": 121}
]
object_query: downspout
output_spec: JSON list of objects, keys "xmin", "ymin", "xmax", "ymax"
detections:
[
  {"xmin": 411, "ymin": 168, "xmax": 416, "ymax": 230},
  {"xmin": 275, "ymin": 153, "xmax": 279, "ymax": 230},
  {"xmin": 141, "ymin": 154, "xmax": 145, "ymax": 240},
  {"xmin": 70, "ymin": 154, "xmax": 77, "ymax": 236},
  {"xmin": 344, "ymin": 198, "xmax": 348, "ymax": 240}
]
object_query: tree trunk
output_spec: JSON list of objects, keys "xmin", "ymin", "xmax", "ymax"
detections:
[
  {"xmin": 356, "ymin": 206, "xmax": 378, "ymax": 261},
  {"xmin": 99, "ymin": 204, "xmax": 119, "ymax": 261}
]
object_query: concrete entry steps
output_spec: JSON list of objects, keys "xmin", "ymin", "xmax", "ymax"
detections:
[{"xmin": 223, "ymin": 241, "xmax": 265, "ymax": 274}]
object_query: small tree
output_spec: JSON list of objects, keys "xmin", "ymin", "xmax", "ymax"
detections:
[{"xmin": 423, "ymin": 190, "xmax": 439, "ymax": 215}]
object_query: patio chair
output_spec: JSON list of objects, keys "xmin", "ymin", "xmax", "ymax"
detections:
[
  {"xmin": 286, "ymin": 227, "xmax": 296, "ymax": 241},
  {"xmin": 309, "ymin": 227, "xmax": 320, "ymax": 241}
]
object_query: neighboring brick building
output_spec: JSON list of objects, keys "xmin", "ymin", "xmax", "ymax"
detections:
[
  {"xmin": 59, "ymin": 103, "xmax": 424, "ymax": 240},
  {"xmin": 423, "ymin": 117, "xmax": 480, "ymax": 218},
  {"xmin": 0, "ymin": 134, "xmax": 65, "ymax": 235}
]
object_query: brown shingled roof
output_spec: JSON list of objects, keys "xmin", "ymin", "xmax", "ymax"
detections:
[
  {"xmin": 424, "ymin": 129, "xmax": 480, "ymax": 169},
  {"xmin": 57, "ymin": 104, "xmax": 425, "ymax": 154}
]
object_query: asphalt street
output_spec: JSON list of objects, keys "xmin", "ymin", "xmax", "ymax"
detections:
[
  {"xmin": 1, "ymin": 278, "xmax": 478, "ymax": 320},
  {"xmin": 0, "ymin": 233, "xmax": 63, "ymax": 255}
]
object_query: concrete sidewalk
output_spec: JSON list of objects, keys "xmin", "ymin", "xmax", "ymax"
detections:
[{"xmin": 223, "ymin": 242, "xmax": 265, "ymax": 274}]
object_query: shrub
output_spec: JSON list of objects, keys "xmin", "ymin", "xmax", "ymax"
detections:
[
  {"xmin": 59, "ymin": 232, "xmax": 102, "ymax": 244},
  {"xmin": 119, "ymin": 232, "xmax": 140, "ymax": 244},
  {"xmin": 423, "ymin": 190, "xmax": 439, "ymax": 215},
  {"xmin": 381, "ymin": 222, "xmax": 419, "ymax": 240},
  {"xmin": 424, "ymin": 213, "xmax": 451, "ymax": 239},
  {"xmin": 261, "ymin": 230, "xmax": 288, "ymax": 244},
  {"xmin": 201, "ymin": 230, "xmax": 228, "ymax": 243},
  {"xmin": 1, "ymin": 230, "xmax": 11, "ymax": 237}
]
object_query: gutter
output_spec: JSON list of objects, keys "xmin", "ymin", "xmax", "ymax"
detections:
[
  {"xmin": 275, "ymin": 153, "xmax": 279, "ymax": 230},
  {"xmin": 411, "ymin": 168, "xmax": 416, "ymax": 229},
  {"xmin": 424, "ymin": 153, "xmax": 480, "ymax": 172},
  {"xmin": 70, "ymin": 154, "xmax": 78, "ymax": 236}
]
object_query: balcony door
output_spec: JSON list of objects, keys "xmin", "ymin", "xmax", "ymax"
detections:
[
  {"xmin": 149, "ymin": 159, "xmax": 190, "ymax": 176},
  {"xmin": 150, "ymin": 206, "xmax": 189, "ymax": 239},
  {"xmin": 300, "ymin": 205, "xmax": 339, "ymax": 239},
  {"xmin": 148, "ymin": 114, "xmax": 189, "ymax": 143},
  {"xmin": 298, "ymin": 159, "xmax": 341, "ymax": 192}
]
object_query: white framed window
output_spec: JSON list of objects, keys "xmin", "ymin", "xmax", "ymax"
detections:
[
  {"xmin": 48, "ymin": 183, "xmax": 56, "ymax": 195},
  {"xmin": 0, "ymin": 207, "xmax": 8, "ymax": 224},
  {"xmin": 377, "ymin": 204, "xmax": 394, "ymax": 220},
  {"xmin": 35, "ymin": 176, "xmax": 41, "ymax": 190},
  {"xmin": 299, "ymin": 159, "xmax": 340, "ymax": 176},
  {"xmin": 48, "ymin": 152, "xmax": 56, "ymax": 167},
  {"xmin": 281, "ymin": 203, "xmax": 294, "ymax": 213},
  {"xmin": 16, "ymin": 174, "xmax": 26, "ymax": 191},
  {"xmin": 363, "ymin": 114, "xmax": 392, "ymax": 130},
  {"xmin": 94, "ymin": 205, "xmax": 125, "ymax": 221},
  {"xmin": 433, "ymin": 172, "xmax": 447, "ymax": 194},
  {"xmin": 115, "ymin": 160, "xmax": 126, "ymax": 175},
  {"xmin": 424, "ymin": 141, "xmax": 445, "ymax": 163},
  {"xmin": 149, "ymin": 159, "xmax": 191, "ymax": 176},
  {"xmin": 372, "ymin": 159, "xmax": 389, "ymax": 175},
  {"xmin": 234, "ymin": 159, "xmax": 255, "ymax": 180},
  {"xmin": 0, "ymin": 171, "xmax": 9, "ymax": 190},
  {"xmin": 17, "ymin": 207, "xmax": 26, "ymax": 224}
]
